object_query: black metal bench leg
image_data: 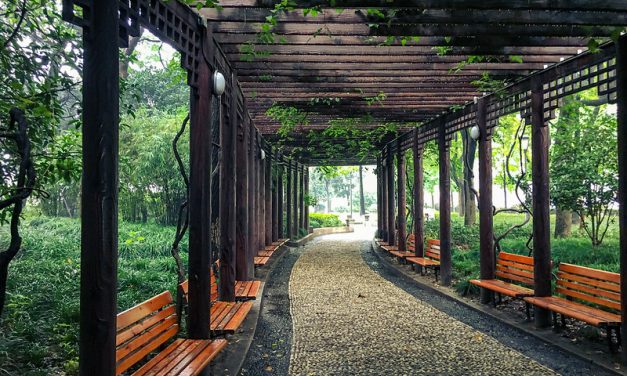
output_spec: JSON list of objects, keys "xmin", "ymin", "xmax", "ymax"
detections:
[
  {"xmin": 608, "ymin": 326, "xmax": 620, "ymax": 354},
  {"xmin": 525, "ymin": 302, "xmax": 531, "ymax": 321},
  {"xmin": 560, "ymin": 314, "xmax": 566, "ymax": 328},
  {"xmin": 552, "ymin": 312, "xmax": 558, "ymax": 330}
]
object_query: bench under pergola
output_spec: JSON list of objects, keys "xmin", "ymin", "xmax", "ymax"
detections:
[{"xmin": 61, "ymin": 0, "xmax": 627, "ymax": 374}]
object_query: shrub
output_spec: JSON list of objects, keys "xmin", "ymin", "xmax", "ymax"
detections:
[{"xmin": 309, "ymin": 213, "xmax": 343, "ymax": 228}]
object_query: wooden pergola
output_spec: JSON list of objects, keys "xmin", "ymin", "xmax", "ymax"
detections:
[{"xmin": 61, "ymin": 1, "xmax": 627, "ymax": 374}]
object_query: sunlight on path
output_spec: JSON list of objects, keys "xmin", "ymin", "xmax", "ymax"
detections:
[{"xmin": 288, "ymin": 235, "xmax": 557, "ymax": 375}]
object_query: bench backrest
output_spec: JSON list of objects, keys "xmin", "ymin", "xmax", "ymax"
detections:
[
  {"xmin": 556, "ymin": 263, "xmax": 620, "ymax": 312},
  {"xmin": 179, "ymin": 264, "xmax": 220, "ymax": 303},
  {"xmin": 426, "ymin": 239, "xmax": 440, "ymax": 260},
  {"xmin": 406, "ymin": 234, "xmax": 416, "ymax": 252},
  {"xmin": 116, "ymin": 291, "xmax": 179, "ymax": 375},
  {"xmin": 495, "ymin": 252, "xmax": 534, "ymax": 286}
]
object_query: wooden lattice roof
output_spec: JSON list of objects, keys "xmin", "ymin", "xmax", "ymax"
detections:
[{"xmin": 195, "ymin": 1, "xmax": 627, "ymax": 163}]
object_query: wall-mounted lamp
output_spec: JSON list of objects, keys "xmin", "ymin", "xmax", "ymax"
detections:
[
  {"xmin": 213, "ymin": 71, "xmax": 225, "ymax": 96},
  {"xmin": 470, "ymin": 125, "xmax": 480, "ymax": 141},
  {"xmin": 260, "ymin": 149, "xmax": 266, "ymax": 160}
]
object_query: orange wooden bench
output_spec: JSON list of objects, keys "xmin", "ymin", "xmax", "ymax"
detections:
[
  {"xmin": 116, "ymin": 291, "xmax": 227, "ymax": 376},
  {"xmin": 524, "ymin": 263, "xmax": 621, "ymax": 352},
  {"xmin": 254, "ymin": 256, "xmax": 270, "ymax": 266},
  {"xmin": 213, "ymin": 261, "xmax": 261, "ymax": 300},
  {"xmin": 470, "ymin": 252, "xmax": 536, "ymax": 316},
  {"xmin": 386, "ymin": 234, "xmax": 417, "ymax": 260},
  {"xmin": 406, "ymin": 239, "xmax": 440, "ymax": 281},
  {"xmin": 179, "ymin": 278, "xmax": 253, "ymax": 334}
]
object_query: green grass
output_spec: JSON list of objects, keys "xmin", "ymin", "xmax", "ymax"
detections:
[{"xmin": 0, "ymin": 215, "xmax": 187, "ymax": 375}]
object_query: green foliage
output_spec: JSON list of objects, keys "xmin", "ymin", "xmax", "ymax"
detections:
[
  {"xmin": 266, "ymin": 104, "xmax": 310, "ymax": 138},
  {"xmin": 309, "ymin": 213, "xmax": 343, "ymax": 228},
  {"xmin": 0, "ymin": 216, "xmax": 186, "ymax": 375},
  {"xmin": 550, "ymin": 93, "xmax": 618, "ymax": 246}
]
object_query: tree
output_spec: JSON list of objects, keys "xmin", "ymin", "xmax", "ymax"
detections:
[
  {"xmin": 359, "ymin": 166, "xmax": 366, "ymax": 215},
  {"xmin": 551, "ymin": 93, "xmax": 617, "ymax": 247}
]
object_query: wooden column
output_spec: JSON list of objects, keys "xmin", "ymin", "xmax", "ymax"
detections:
[
  {"xmin": 386, "ymin": 148, "xmax": 396, "ymax": 246},
  {"xmin": 187, "ymin": 32, "xmax": 213, "ymax": 339},
  {"xmin": 376, "ymin": 156, "xmax": 382, "ymax": 238},
  {"xmin": 278, "ymin": 162, "xmax": 284, "ymax": 239},
  {"xmin": 531, "ymin": 76, "xmax": 552, "ymax": 328},
  {"xmin": 617, "ymin": 35, "xmax": 627, "ymax": 364},
  {"xmin": 259, "ymin": 144, "xmax": 265, "ymax": 251},
  {"xmin": 304, "ymin": 167, "xmax": 310, "ymax": 232},
  {"xmin": 299, "ymin": 165, "xmax": 305, "ymax": 231},
  {"xmin": 477, "ymin": 97, "xmax": 495, "ymax": 304},
  {"xmin": 219, "ymin": 76, "xmax": 236, "ymax": 302},
  {"xmin": 236, "ymin": 107, "xmax": 250, "ymax": 280},
  {"xmin": 265, "ymin": 148, "xmax": 273, "ymax": 245},
  {"xmin": 79, "ymin": 1, "xmax": 119, "ymax": 373},
  {"xmin": 272, "ymin": 154, "xmax": 279, "ymax": 242},
  {"xmin": 287, "ymin": 161, "xmax": 293, "ymax": 238},
  {"xmin": 247, "ymin": 122, "xmax": 256, "ymax": 274},
  {"xmin": 397, "ymin": 141, "xmax": 407, "ymax": 252},
  {"xmin": 293, "ymin": 163, "xmax": 299, "ymax": 237},
  {"xmin": 438, "ymin": 119, "xmax": 452, "ymax": 286},
  {"xmin": 412, "ymin": 130, "xmax": 425, "ymax": 257},
  {"xmin": 381, "ymin": 155, "xmax": 389, "ymax": 241}
]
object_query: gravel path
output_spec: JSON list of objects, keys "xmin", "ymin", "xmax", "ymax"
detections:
[{"xmin": 287, "ymin": 235, "xmax": 594, "ymax": 376}]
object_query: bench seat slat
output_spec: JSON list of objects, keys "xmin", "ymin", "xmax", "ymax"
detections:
[
  {"xmin": 149, "ymin": 340, "xmax": 205, "ymax": 376},
  {"xmin": 469, "ymin": 279, "xmax": 534, "ymax": 298},
  {"xmin": 116, "ymin": 324, "xmax": 179, "ymax": 375},
  {"xmin": 132, "ymin": 339, "xmax": 227, "ymax": 376},
  {"xmin": 406, "ymin": 256, "xmax": 440, "ymax": 267},
  {"xmin": 254, "ymin": 256, "xmax": 270, "ymax": 265},
  {"xmin": 524, "ymin": 296, "xmax": 620, "ymax": 326},
  {"xmin": 389, "ymin": 250, "xmax": 414, "ymax": 258}
]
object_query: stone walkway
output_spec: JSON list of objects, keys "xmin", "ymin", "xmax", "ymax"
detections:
[{"xmin": 288, "ymin": 236, "xmax": 557, "ymax": 376}]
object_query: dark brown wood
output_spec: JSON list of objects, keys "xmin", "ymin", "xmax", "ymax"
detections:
[
  {"xmin": 219, "ymin": 74, "xmax": 237, "ymax": 302},
  {"xmin": 412, "ymin": 130, "xmax": 424, "ymax": 258},
  {"xmin": 286, "ymin": 161, "xmax": 293, "ymax": 238},
  {"xmin": 188, "ymin": 31, "xmax": 213, "ymax": 339},
  {"xmin": 381, "ymin": 156, "xmax": 388, "ymax": 241},
  {"xmin": 247, "ymin": 122, "xmax": 256, "ymax": 272},
  {"xmin": 616, "ymin": 34, "xmax": 627, "ymax": 365},
  {"xmin": 477, "ymin": 97, "xmax": 495, "ymax": 304},
  {"xmin": 293, "ymin": 162, "xmax": 299, "ymax": 236},
  {"xmin": 265, "ymin": 147, "xmax": 273, "ymax": 245},
  {"xmin": 304, "ymin": 167, "xmax": 310, "ymax": 231},
  {"xmin": 299, "ymin": 165, "xmax": 305, "ymax": 231},
  {"xmin": 531, "ymin": 76, "xmax": 552, "ymax": 328},
  {"xmin": 397, "ymin": 140, "xmax": 407, "ymax": 252},
  {"xmin": 376, "ymin": 157, "xmax": 382, "ymax": 238},
  {"xmin": 272, "ymin": 153, "xmax": 279, "ymax": 242},
  {"xmin": 79, "ymin": 1, "xmax": 119, "ymax": 373},
  {"xmin": 386, "ymin": 149, "xmax": 396, "ymax": 246},
  {"xmin": 438, "ymin": 119, "xmax": 452, "ymax": 287},
  {"xmin": 236, "ymin": 101, "xmax": 250, "ymax": 281},
  {"xmin": 278, "ymin": 163, "xmax": 285, "ymax": 239}
]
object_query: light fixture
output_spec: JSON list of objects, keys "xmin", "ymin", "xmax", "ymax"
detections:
[
  {"xmin": 212, "ymin": 71, "xmax": 225, "ymax": 96},
  {"xmin": 521, "ymin": 135, "xmax": 530, "ymax": 150},
  {"xmin": 260, "ymin": 149, "xmax": 266, "ymax": 160},
  {"xmin": 470, "ymin": 125, "xmax": 480, "ymax": 141}
]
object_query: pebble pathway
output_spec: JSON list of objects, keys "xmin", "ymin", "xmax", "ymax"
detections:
[{"xmin": 288, "ymin": 237, "xmax": 558, "ymax": 376}]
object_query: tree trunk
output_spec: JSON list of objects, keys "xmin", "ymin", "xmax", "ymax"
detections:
[
  {"xmin": 554, "ymin": 207, "xmax": 572, "ymax": 238},
  {"xmin": 359, "ymin": 166, "xmax": 366, "ymax": 215},
  {"xmin": 457, "ymin": 189, "xmax": 464, "ymax": 216},
  {"xmin": 325, "ymin": 179, "xmax": 331, "ymax": 212},
  {"xmin": 119, "ymin": 30, "xmax": 143, "ymax": 79},
  {"xmin": 462, "ymin": 130, "xmax": 477, "ymax": 226}
]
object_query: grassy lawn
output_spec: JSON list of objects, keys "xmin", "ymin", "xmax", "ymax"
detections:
[{"xmin": 0, "ymin": 215, "xmax": 186, "ymax": 375}]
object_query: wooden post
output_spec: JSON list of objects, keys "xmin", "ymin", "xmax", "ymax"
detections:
[
  {"xmin": 247, "ymin": 122, "xmax": 256, "ymax": 274},
  {"xmin": 304, "ymin": 167, "xmax": 310, "ymax": 232},
  {"xmin": 265, "ymin": 148, "xmax": 273, "ymax": 245},
  {"xmin": 386, "ymin": 147, "xmax": 396, "ymax": 246},
  {"xmin": 293, "ymin": 162, "xmax": 299, "ymax": 237},
  {"xmin": 617, "ymin": 34, "xmax": 627, "ymax": 365},
  {"xmin": 531, "ymin": 76, "xmax": 552, "ymax": 328},
  {"xmin": 397, "ymin": 141, "xmax": 407, "ymax": 252},
  {"xmin": 376, "ymin": 156, "xmax": 382, "ymax": 238},
  {"xmin": 79, "ymin": 1, "xmax": 119, "ymax": 373},
  {"xmin": 278, "ymin": 161, "xmax": 284, "ymax": 239},
  {"xmin": 287, "ymin": 161, "xmax": 293, "ymax": 238},
  {"xmin": 187, "ymin": 32, "xmax": 213, "ymax": 339},
  {"xmin": 259, "ymin": 142, "xmax": 265, "ymax": 251},
  {"xmin": 272, "ymin": 153, "xmax": 279, "ymax": 242},
  {"xmin": 381, "ymin": 155, "xmax": 389, "ymax": 241},
  {"xmin": 412, "ymin": 130, "xmax": 425, "ymax": 257},
  {"xmin": 477, "ymin": 97, "xmax": 495, "ymax": 304},
  {"xmin": 236, "ymin": 104, "xmax": 250, "ymax": 281},
  {"xmin": 219, "ymin": 75, "xmax": 236, "ymax": 302},
  {"xmin": 299, "ymin": 165, "xmax": 305, "ymax": 231},
  {"xmin": 438, "ymin": 119, "xmax": 452, "ymax": 286}
]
